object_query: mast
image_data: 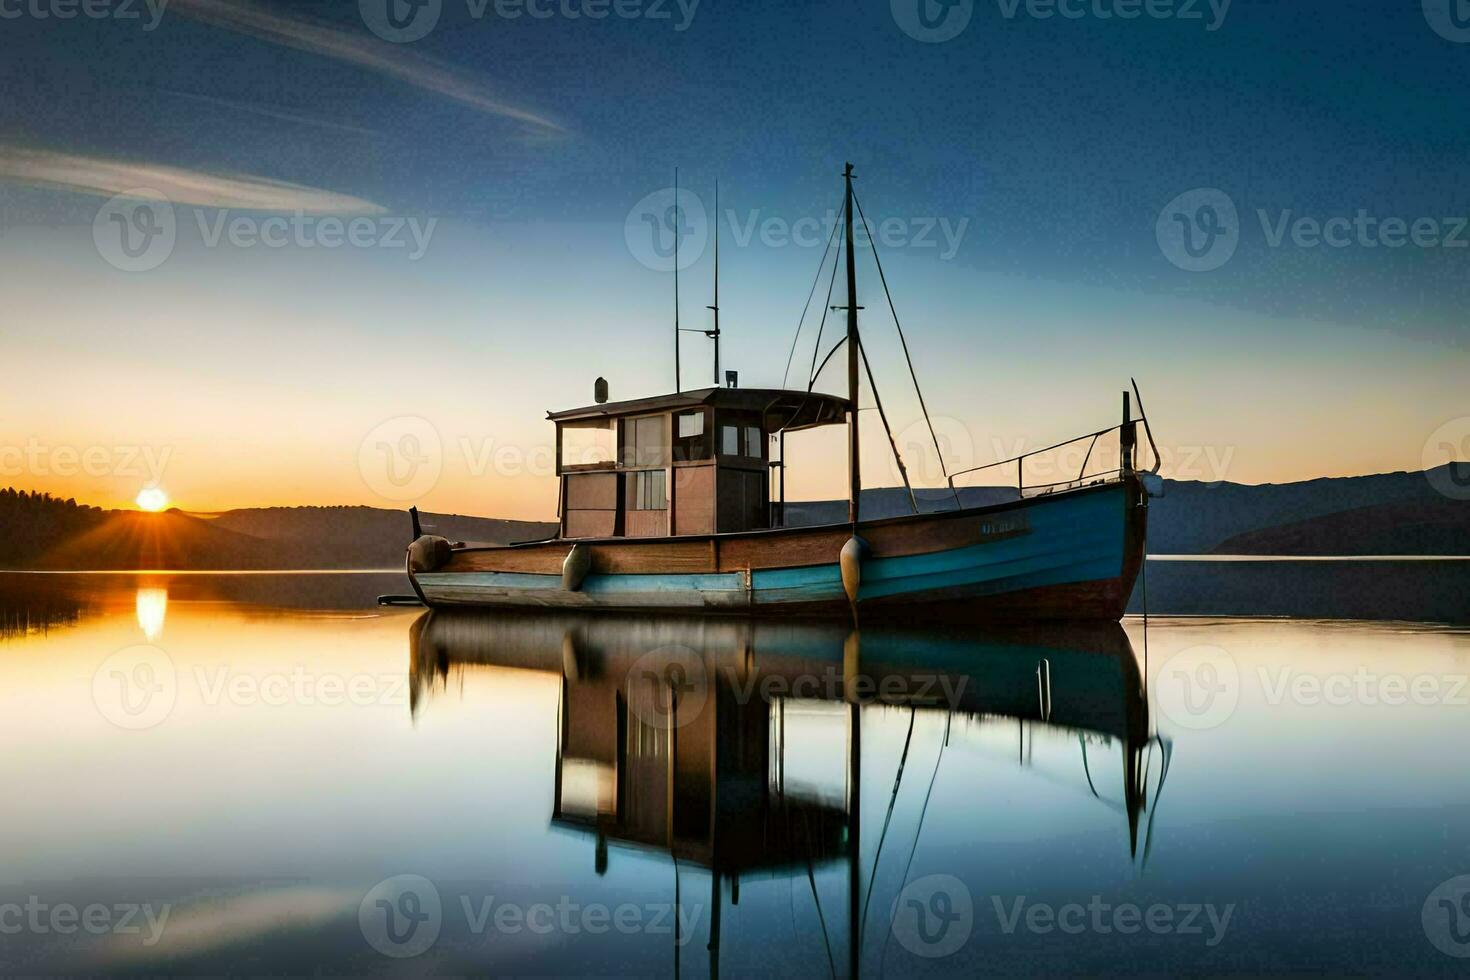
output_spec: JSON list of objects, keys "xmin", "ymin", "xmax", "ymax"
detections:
[
  {"xmin": 706, "ymin": 179, "xmax": 721, "ymax": 385},
  {"xmin": 674, "ymin": 167, "xmax": 681, "ymax": 392},
  {"xmin": 844, "ymin": 163, "xmax": 861, "ymax": 525}
]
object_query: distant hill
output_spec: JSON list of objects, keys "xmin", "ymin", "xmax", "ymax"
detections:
[
  {"xmin": 0, "ymin": 491, "xmax": 555, "ymax": 571},
  {"xmin": 1147, "ymin": 464, "xmax": 1465, "ymax": 553},
  {"xmin": 1210, "ymin": 497, "xmax": 1470, "ymax": 555},
  {"xmin": 0, "ymin": 464, "xmax": 1463, "ymax": 570}
]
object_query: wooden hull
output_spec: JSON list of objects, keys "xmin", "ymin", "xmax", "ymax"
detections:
[{"xmin": 411, "ymin": 478, "xmax": 1148, "ymax": 622}]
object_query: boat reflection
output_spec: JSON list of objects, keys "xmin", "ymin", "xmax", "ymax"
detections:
[{"xmin": 408, "ymin": 611, "xmax": 1172, "ymax": 975}]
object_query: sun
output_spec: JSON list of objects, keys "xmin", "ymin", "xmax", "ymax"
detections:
[{"xmin": 135, "ymin": 487, "xmax": 169, "ymax": 512}]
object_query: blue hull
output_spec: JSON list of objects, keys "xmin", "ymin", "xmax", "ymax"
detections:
[{"xmin": 414, "ymin": 480, "xmax": 1146, "ymax": 621}]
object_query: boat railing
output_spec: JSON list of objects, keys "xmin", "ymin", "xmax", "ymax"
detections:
[{"xmin": 946, "ymin": 420, "xmax": 1143, "ymax": 500}]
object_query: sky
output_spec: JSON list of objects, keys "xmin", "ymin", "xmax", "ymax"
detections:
[{"xmin": 1, "ymin": 0, "xmax": 1467, "ymax": 519}]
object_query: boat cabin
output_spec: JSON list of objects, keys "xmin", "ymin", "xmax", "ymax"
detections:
[{"xmin": 551, "ymin": 386, "xmax": 849, "ymax": 539}]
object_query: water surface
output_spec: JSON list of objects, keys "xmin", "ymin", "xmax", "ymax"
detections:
[{"xmin": 1, "ymin": 566, "xmax": 1468, "ymax": 976}]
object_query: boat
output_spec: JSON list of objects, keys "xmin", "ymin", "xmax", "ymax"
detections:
[{"xmin": 405, "ymin": 164, "xmax": 1159, "ymax": 621}]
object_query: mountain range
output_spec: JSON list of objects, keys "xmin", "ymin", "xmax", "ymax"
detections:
[{"xmin": 0, "ymin": 464, "xmax": 1464, "ymax": 570}]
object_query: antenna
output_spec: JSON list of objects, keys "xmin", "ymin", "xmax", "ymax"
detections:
[
  {"xmin": 673, "ymin": 166, "xmax": 681, "ymax": 393},
  {"xmin": 705, "ymin": 179, "xmax": 721, "ymax": 385}
]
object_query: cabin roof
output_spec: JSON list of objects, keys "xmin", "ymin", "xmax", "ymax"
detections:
[{"xmin": 548, "ymin": 387, "xmax": 850, "ymax": 432}]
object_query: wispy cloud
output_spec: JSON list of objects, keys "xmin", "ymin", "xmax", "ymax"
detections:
[
  {"xmin": 170, "ymin": 0, "xmax": 566, "ymax": 133},
  {"xmin": 160, "ymin": 89, "xmax": 383, "ymax": 139},
  {"xmin": 0, "ymin": 146, "xmax": 386, "ymax": 213}
]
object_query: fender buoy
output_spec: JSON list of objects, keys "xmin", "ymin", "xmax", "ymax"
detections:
[
  {"xmin": 407, "ymin": 535, "xmax": 451, "ymax": 574},
  {"xmin": 563, "ymin": 542, "xmax": 592, "ymax": 591},
  {"xmin": 840, "ymin": 535, "xmax": 868, "ymax": 607}
]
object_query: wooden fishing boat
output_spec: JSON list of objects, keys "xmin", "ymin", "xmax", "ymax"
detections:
[{"xmin": 405, "ymin": 164, "xmax": 1158, "ymax": 621}]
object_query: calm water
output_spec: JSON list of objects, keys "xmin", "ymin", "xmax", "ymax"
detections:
[{"xmin": 2, "ymin": 566, "xmax": 1469, "ymax": 976}]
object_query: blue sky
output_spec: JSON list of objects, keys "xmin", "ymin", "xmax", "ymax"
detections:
[{"xmin": 1, "ymin": 0, "xmax": 1467, "ymax": 516}]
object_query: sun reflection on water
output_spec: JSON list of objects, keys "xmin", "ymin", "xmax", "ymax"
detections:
[{"xmin": 134, "ymin": 587, "xmax": 168, "ymax": 641}]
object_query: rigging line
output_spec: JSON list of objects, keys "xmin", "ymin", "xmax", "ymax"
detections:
[
  {"xmin": 851, "ymin": 189, "xmax": 963, "ymax": 512},
  {"xmin": 1079, "ymin": 733, "xmax": 1101, "ymax": 799},
  {"xmin": 878, "ymin": 710, "xmax": 952, "ymax": 977},
  {"xmin": 858, "ymin": 707, "xmax": 917, "ymax": 947},
  {"xmin": 859, "ymin": 333, "xmax": 919, "ymax": 515},
  {"xmin": 802, "ymin": 807, "xmax": 838, "ymax": 980},
  {"xmin": 1139, "ymin": 738, "xmax": 1173, "ymax": 873},
  {"xmin": 783, "ymin": 207, "xmax": 845, "ymax": 389},
  {"xmin": 810, "ymin": 336, "xmax": 848, "ymax": 387},
  {"xmin": 807, "ymin": 227, "xmax": 845, "ymax": 391}
]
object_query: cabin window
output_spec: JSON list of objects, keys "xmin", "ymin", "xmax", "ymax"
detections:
[
  {"xmin": 621, "ymin": 415, "xmax": 667, "ymax": 467},
  {"xmin": 625, "ymin": 470, "xmax": 667, "ymax": 510},
  {"xmin": 560, "ymin": 420, "xmax": 615, "ymax": 470},
  {"xmin": 720, "ymin": 424, "xmax": 739, "ymax": 457},
  {"xmin": 674, "ymin": 410, "xmax": 710, "ymax": 461},
  {"xmin": 719, "ymin": 424, "xmax": 764, "ymax": 459}
]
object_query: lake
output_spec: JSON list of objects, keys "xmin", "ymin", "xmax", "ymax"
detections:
[{"xmin": 2, "ymin": 562, "xmax": 1468, "ymax": 976}]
